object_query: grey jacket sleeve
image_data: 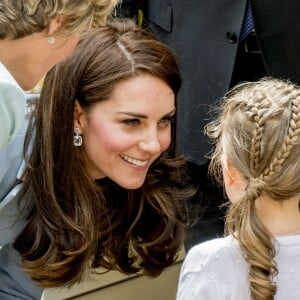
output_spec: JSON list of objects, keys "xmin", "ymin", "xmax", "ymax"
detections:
[{"xmin": 0, "ymin": 244, "xmax": 43, "ymax": 300}]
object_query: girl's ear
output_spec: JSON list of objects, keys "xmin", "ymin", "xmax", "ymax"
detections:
[
  {"xmin": 222, "ymin": 158, "xmax": 247, "ymax": 202},
  {"xmin": 46, "ymin": 15, "xmax": 65, "ymax": 36},
  {"xmin": 73, "ymin": 100, "xmax": 86, "ymax": 132},
  {"xmin": 221, "ymin": 157, "xmax": 231, "ymax": 186},
  {"xmin": 223, "ymin": 159, "xmax": 245, "ymax": 187}
]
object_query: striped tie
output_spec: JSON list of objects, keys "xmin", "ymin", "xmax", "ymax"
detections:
[{"xmin": 239, "ymin": 2, "xmax": 254, "ymax": 41}]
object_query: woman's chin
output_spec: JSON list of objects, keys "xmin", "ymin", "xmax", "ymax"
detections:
[{"xmin": 116, "ymin": 178, "xmax": 146, "ymax": 190}]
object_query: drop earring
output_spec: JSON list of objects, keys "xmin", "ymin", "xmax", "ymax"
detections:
[
  {"xmin": 74, "ymin": 128, "xmax": 82, "ymax": 146},
  {"xmin": 47, "ymin": 36, "xmax": 56, "ymax": 44}
]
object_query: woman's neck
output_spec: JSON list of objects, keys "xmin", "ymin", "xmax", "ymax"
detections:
[{"xmin": 0, "ymin": 34, "xmax": 47, "ymax": 90}]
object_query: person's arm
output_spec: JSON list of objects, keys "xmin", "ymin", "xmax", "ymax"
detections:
[
  {"xmin": 0, "ymin": 244, "xmax": 43, "ymax": 300},
  {"xmin": 0, "ymin": 81, "xmax": 26, "ymax": 148},
  {"xmin": 0, "ymin": 94, "xmax": 33, "ymax": 244}
]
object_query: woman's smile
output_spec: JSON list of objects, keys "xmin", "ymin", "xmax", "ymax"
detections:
[
  {"xmin": 74, "ymin": 73, "xmax": 175, "ymax": 189},
  {"xmin": 120, "ymin": 153, "xmax": 149, "ymax": 167}
]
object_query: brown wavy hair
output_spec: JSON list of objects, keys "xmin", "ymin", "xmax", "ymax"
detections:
[
  {"xmin": 14, "ymin": 19, "xmax": 194, "ymax": 288},
  {"xmin": 206, "ymin": 78, "xmax": 300, "ymax": 300}
]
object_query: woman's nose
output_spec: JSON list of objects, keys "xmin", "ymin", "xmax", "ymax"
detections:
[{"xmin": 138, "ymin": 131, "xmax": 161, "ymax": 154}]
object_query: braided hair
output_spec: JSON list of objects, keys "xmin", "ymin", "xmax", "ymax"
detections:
[{"xmin": 206, "ymin": 78, "xmax": 300, "ymax": 300}]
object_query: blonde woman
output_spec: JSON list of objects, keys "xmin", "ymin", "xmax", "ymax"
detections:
[
  {"xmin": 0, "ymin": 0, "xmax": 118, "ymax": 148},
  {"xmin": 177, "ymin": 78, "xmax": 300, "ymax": 300}
]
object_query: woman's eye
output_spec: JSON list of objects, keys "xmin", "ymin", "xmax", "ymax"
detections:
[
  {"xmin": 122, "ymin": 119, "xmax": 140, "ymax": 127},
  {"xmin": 158, "ymin": 116, "xmax": 175, "ymax": 128}
]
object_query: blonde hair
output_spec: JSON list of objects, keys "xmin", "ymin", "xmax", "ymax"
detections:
[
  {"xmin": 206, "ymin": 78, "xmax": 300, "ymax": 300},
  {"xmin": 0, "ymin": 0, "xmax": 119, "ymax": 39}
]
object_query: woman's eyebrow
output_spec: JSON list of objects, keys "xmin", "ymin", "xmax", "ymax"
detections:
[
  {"xmin": 117, "ymin": 109, "xmax": 176, "ymax": 119},
  {"xmin": 164, "ymin": 109, "xmax": 176, "ymax": 116},
  {"xmin": 117, "ymin": 112, "xmax": 148, "ymax": 119}
]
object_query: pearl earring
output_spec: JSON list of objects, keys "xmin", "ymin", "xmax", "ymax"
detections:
[
  {"xmin": 47, "ymin": 36, "xmax": 56, "ymax": 44},
  {"xmin": 74, "ymin": 128, "xmax": 82, "ymax": 147}
]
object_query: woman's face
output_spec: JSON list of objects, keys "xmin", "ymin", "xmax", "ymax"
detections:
[{"xmin": 75, "ymin": 74, "xmax": 176, "ymax": 189}]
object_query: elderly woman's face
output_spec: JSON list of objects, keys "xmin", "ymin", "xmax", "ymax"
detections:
[{"xmin": 74, "ymin": 74, "xmax": 175, "ymax": 189}]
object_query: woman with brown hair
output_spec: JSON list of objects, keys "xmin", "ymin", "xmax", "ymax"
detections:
[{"xmin": 0, "ymin": 19, "xmax": 193, "ymax": 299}]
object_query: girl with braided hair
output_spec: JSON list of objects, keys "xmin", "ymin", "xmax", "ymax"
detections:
[{"xmin": 177, "ymin": 78, "xmax": 300, "ymax": 300}]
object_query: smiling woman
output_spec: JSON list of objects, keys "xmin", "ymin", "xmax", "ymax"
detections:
[
  {"xmin": 75, "ymin": 74, "xmax": 175, "ymax": 188},
  {"xmin": 0, "ymin": 18, "xmax": 194, "ymax": 298}
]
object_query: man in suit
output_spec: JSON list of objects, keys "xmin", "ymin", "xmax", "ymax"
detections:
[{"xmin": 118, "ymin": 0, "xmax": 300, "ymax": 250}]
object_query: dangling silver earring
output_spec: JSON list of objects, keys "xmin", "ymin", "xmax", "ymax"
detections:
[
  {"xmin": 47, "ymin": 36, "xmax": 56, "ymax": 44},
  {"xmin": 74, "ymin": 128, "xmax": 82, "ymax": 146}
]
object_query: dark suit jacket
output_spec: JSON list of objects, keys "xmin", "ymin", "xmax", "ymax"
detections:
[{"xmin": 144, "ymin": 0, "xmax": 300, "ymax": 164}]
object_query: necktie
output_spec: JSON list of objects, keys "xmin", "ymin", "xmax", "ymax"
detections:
[{"xmin": 239, "ymin": 2, "xmax": 254, "ymax": 41}]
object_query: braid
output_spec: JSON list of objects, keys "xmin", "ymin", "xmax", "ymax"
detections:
[
  {"xmin": 245, "ymin": 94, "xmax": 270, "ymax": 175},
  {"xmin": 262, "ymin": 90, "xmax": 300, "ymax": 182},
  {"xmin": 245, "ymin": 84, "xmax": 300, "ymax": 300},
  {"xmin": 209, "ymin": 78, "xmax": 300, "ymax": 300},
  {"xmin": 224, "ymin": 91, "xmax": 278, "ymax": 300},
  {"xmin": 238, "ymin": 183, "xmax": 277, "ymax": 300}
]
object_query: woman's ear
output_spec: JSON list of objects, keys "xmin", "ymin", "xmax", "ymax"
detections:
[
  {"xmin": 74, "ymin": 100, "xmax": 86, "ymax": 132},
  {"xmin": 46, "ymin": 15, "xmax": 65, "ymax": 36}
]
